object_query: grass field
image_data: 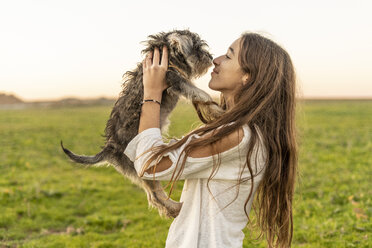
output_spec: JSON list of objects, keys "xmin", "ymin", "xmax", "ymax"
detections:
[{"xmin": 0, "ymin": 100, "xmax": 371, "ymax": 247}]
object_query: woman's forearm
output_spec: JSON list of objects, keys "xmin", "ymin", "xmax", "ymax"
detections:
[
  {"xmin": 138, "ymin": 91, "xmax": 163, "ymax": 133},
  {"xmin": 137, "ymin": 91, "xmax": 174, "ymax": 174}
]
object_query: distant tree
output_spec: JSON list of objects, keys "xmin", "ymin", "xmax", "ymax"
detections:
[{"xmin": 0, "ymin": 93, "xmax": 24, "ymax": 104}]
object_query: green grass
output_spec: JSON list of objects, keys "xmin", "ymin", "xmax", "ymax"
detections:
[{"xmin": 0, "ymin": 100, "xmax": 371, "ymax": 247}]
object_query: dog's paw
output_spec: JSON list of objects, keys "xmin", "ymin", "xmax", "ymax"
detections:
[
  {"xmin": 163, "ymin": 201, "xmax": 183, "ymax": 218},
  {"xmin": 191, "ymin": 90, "xmax": 212, "ymax": 102},
  {"xmin": 208, "ymin": 103, "xmax": 225, "ymax": 117},
  {"xmin": 192, "ymin": 101, "xmax": 225, "ymax": 123}
]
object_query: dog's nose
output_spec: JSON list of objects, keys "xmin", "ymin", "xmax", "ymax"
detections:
[{"xmin": 208, "ymin": 54, "xmax": 213, "ymax": 60}]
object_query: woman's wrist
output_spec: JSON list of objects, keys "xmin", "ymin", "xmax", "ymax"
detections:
[
  {"xmin": 143, "ymin": 90, "xmax": 163, "ymax": 102},
  {"xmin": 139, "ymin": 91, "xmax": 162, "ymax": 133}
]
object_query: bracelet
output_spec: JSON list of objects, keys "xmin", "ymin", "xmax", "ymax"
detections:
[{"xmin": 140, "ymin": 99, "xmax": 161, "ymax": 106}]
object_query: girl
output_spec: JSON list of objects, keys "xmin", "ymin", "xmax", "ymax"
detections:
[{"xmin": 124, "ymin": 32, "xmax": 298, "ymax": 248}]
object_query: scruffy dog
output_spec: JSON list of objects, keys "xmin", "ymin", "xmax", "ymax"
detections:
[{"xmin": 61, "ymin": 30, "xmax": 222, "ymax": 218}]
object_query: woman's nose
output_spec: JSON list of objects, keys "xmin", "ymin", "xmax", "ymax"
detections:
[
  {"xmin": 213, "ymin": 57, "xmax": 220, "ymax": 66},
  {"xmin": 213, "ymin": 55, "xmax": 223, "ymax": 66}
]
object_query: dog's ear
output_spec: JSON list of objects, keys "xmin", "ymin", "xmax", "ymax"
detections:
[{"xmin": 167, "ymin": 33, "xmax": 193, "ymax": 56}]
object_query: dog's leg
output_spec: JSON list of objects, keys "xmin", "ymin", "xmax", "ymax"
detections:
[
  {"xmin": 142, "ymin": 180, "xmax": 183, "ymax": 218},
  {"xmin": 112, "ymin": 157, "xmax": 182, "ymax": 218},
  {"xmin": 167, "ymin": 81, "xmax": 225, "ymax": 123},
  {"xmin": 167, "ymin": 80, "xmax": 211, "ymax": 102}
]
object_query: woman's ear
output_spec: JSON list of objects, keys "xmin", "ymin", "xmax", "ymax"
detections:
[{"xmin": 242, "ymin": 73, "xmax": 250, "ymax": 85}]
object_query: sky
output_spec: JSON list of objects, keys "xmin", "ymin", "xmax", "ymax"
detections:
[{"xmin": 0, "ymin": 0, "xmax": 371, "ymax": 101}]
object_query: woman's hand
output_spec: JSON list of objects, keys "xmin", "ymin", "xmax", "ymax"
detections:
[{"xmin": 142, "ymin": 46, "xmax": 169, "ymax": 102}]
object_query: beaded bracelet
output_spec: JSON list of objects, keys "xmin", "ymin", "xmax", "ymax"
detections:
[{"xmin": 140, "ymin": 99, "xmax": 161, "ymax": 106}]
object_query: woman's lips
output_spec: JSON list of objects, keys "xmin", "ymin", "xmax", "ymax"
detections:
[{"xmin": 211, "ymin": 68, "xmax": 219, "ymax": 75}]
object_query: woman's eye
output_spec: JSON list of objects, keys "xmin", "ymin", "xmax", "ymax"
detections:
[{"xmin": 225, "ymin": 54, "xmax": 230, "ymax": 59}]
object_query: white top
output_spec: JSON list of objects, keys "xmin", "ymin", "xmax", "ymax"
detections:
[{"xmin": 124, "ymin": 123, "xmax": 267, "ymax": 248}]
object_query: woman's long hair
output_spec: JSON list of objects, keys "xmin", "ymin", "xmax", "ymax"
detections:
[{"xmin": 141, "ymin": 32, "xmax": 298, "ymax": 248}]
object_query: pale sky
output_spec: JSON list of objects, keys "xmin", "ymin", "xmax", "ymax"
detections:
[{"xmin": 0, "ymin": 0, "xmax": 371, "ymax": 101}]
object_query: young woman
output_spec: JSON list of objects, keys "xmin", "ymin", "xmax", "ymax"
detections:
[{"xmin": 124, "ymin": 32, "xmax": 298, "ymax": 248}]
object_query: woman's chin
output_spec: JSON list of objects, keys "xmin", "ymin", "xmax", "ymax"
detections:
[
  {"xmin": 208, "ymin": 85, "xmax": 221, "ymax": 92},
  {"xmin": 208, "ymin": 81, "xmax": 218, "ymax": 91}
]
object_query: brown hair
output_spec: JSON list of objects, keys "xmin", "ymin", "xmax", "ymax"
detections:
[{"xmin": 142, "ymin": 32, "xmax": 298, "ymax": 248}]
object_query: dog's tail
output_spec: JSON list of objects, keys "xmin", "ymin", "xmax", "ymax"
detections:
[{"xmin": 60, "ymin": 141, "xmax": 105, "ymax": 165}]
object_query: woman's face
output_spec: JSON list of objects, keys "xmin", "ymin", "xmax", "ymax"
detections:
[{"xmin": 208, "ymin": 38, "xmax": 248, "ymax": 96}]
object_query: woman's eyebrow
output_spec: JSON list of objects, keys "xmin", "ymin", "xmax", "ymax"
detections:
[{"xmin": 229, "ymin": 47, "xmax": 235, "ymax": 55}]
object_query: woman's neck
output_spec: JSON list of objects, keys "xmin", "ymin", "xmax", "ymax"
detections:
[{"xmin": 223, "ymin": 93, "xmax": 235, "ymax": 110}]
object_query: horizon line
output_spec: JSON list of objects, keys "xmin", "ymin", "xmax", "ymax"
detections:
[{"xmin": 2, "ymin": 92, "xmax": 372, "ymax": 102}]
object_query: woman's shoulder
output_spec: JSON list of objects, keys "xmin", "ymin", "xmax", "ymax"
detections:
[
  {"xmin": 221, "ymin": 122, "xmax": 251, "ymax": 143},
  {"xmin": 186, "ymin": 122, "xmax": 250, "ymax": 159},
  {"xmin": 217, "ymin": 122, "xmax": 265, "ymax": 157}
]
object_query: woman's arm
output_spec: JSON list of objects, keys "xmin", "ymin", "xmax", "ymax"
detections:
[
  {"xmin": 138, "ymin": 46, "xmax": 168, "ymax": 133},
  {"xmin": 124, "ymin": 125, "xmax": 247, "ymax": 180},
  {"xmin": 138, "ymin": 46, "xmax": 174, "ymax": 172},
  {"xmin": 145, "ymin": 128, "xmax": 244, "ymax": 174}
]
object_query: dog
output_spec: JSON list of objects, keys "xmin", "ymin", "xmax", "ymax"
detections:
[{"xmin": 61, "ymin": 29, "xmax": 223, "ymax": 218}]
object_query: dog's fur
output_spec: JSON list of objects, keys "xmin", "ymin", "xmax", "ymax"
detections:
[{"xmin": 61, "ymin": 30, "xmax": 223, "ymax": 218}]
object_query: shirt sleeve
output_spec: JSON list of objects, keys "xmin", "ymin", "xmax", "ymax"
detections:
[{"xmin": 123, "ymin": 125, "xmax": 265, "ymax": 181}]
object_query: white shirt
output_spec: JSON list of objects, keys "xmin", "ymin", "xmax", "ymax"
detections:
[{"xmin": 124, "ymin": 124, "xmax": 266, "ymax": 248}]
